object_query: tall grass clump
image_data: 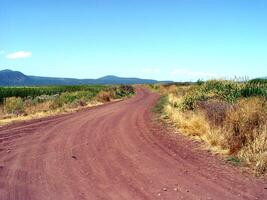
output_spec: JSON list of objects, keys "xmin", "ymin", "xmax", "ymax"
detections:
[{"xmin": 4, "ymin": 97, "xmax": 25, "ymax": 115}]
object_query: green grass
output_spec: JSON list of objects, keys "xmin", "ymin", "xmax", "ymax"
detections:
[
  {"xmin": 226, "ymin": 156, "xmax": 242, "ymax": 166},
  {"xmin": 178, "ymin": 80, "xmax": 267, "ymax": 111},
  {"xmin": 241, "ymin": 79, "xmax": 267, "ymax": 98},
  {"xmin": 152, "ymin": 96, "xmax": 168, "ymax": 113}
]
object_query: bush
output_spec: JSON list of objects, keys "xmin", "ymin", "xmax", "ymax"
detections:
[
  {"xmin": 50, "ymin": 91, "xmax": 95, "ymax": 109},
  {"xmin": 202, "ymin": 80, "xmax": 242, "ymax": 102},
  {"xmin": 180, "ymin": 92, "xmax": 207, "ymax": 110},
  {"xmin": 4, "ymin": 97, "xmax": 24, "ymax": 115},
  {"xmin": 198, "ymin": 99, "xmax": 231, "ymax": 127},
  {"xmin": 114, "ymin": 85, "xmax": 135, "ymax": 98},
  {"xmin": 96, "ymin": 90, "xmax": 114, "ymax": 102}
]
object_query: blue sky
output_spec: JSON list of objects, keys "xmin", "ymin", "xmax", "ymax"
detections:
[{"xmin": 0, "ymin": 0, "xmax": 266, "ymax": 81}]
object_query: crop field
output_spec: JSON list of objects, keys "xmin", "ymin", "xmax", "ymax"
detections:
[
  {"xmin": 0, "ymin": 85, "xmax": 106, "ymax": 103},
  {"xmin": 0, "ymin": 85, "xmax": 134, "ymax": 122}
]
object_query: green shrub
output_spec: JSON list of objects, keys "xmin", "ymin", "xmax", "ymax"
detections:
[
  {"xmin": 241, "ymin": 79, "xmax": 267, "ymax": 98},
  {"xmin": 114, "ymin": 85, "xmax": 134, "ymax": 98},
  {"xmin": 196, "ymin": 79, "xmax": 204, "ymax": 85},
  {"xmin": 180, "ymin": 92, "xmax": 207, "ymax": 110},
  {"xmin": 248, "ymin": 78, "xmax": 267, "ymax": 85},
  {"xmin": 178, "ymin": 80, "xmax": 252, "ymax": 111},
  {"xmin": 202, "ymin": 80, "xmax": 242, "ymax": 102},
  {"xmin": 241, "ymin": 87, "xmax": 267, "ymax": 97},
  {"xmin": 4, "ymin": 97, "xmax": 24, "ymax": 114}
]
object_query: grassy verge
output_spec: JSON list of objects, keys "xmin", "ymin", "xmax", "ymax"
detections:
[
  {"xmin": 0, "ymin": 85, "xmax": 135, "ymax": 126},
  {"xmin": 150, "ymin": 79, "xmax": 267, "ymax": 174},
  {"xmin": 152, "ymin": 96, "xmax": 168, "ymax": 114}
]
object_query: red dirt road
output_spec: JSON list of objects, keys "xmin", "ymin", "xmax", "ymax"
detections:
[{"xmin": 0, "ymin": 88, "xmax": 266, "ymax": 200}]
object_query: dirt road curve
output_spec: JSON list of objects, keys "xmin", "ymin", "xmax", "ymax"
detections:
[{"xmin": 0, "ymin": 88, "xmax": 266, "ymax": 200}]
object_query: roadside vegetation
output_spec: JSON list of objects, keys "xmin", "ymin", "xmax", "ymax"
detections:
[
  {"xmin": 0, "ymin": 85, "xmax": 134, "ymax": 125},
  {"xmin": 151, "ymin": 79, "xmax": 267, "ymax": 174}
]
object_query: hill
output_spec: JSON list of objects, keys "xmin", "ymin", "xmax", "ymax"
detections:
[{"xmin": 0, "ymin": 69, "xmax": 170, "ymax": 86}]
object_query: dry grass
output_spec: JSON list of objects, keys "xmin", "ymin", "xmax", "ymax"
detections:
[
  {"xmin": 0, "ymin": 101, "xmax": 102, "ymax": 126},
  {"xmin": 159, "ymin": 83, "xmax": 267, "ymax": 174},
  {"xmin": 223, "ymin": 97, "xmax": 267, "ymax": 153},
  {"xmin": 197, "ymin": 99, "xmax": 230, "ymax": 127},
  {"xmin": 0, "ymin": 105, "xmax": 4, "ymax": 116},
  {"xmin": 165, "ymin": 102, "xmax": 210, "ymax": 138},
  {"xmin": 4, "ymin": 97, "xmax": 24, "ymax": 115},
  {"xmin": 96, "ymin": 90, "xmax": 115, "ymax": 102},
  {"xmin": 25, "ymin": 101, "xmax": 53, "ymax": 114},
  {"xmin": 237, "ymin": 127, "xmax": 267, "ymax": 173}
]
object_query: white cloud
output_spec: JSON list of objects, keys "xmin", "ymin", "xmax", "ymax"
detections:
[
  {"xmin": 171, "ymin": 68, "xmax": 217, "ymax": 79},
  {"xmin": 141, "ymin": 68, "xmax": 160, "ymax": 73},
  {"xmin": 6, "ymin": 51, "xmax": 32, "ymax": 59}
]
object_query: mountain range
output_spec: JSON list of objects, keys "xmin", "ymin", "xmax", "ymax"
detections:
[{"xmin": 0, "ymin": 69, "xmax": 171, "ymax": 86}]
